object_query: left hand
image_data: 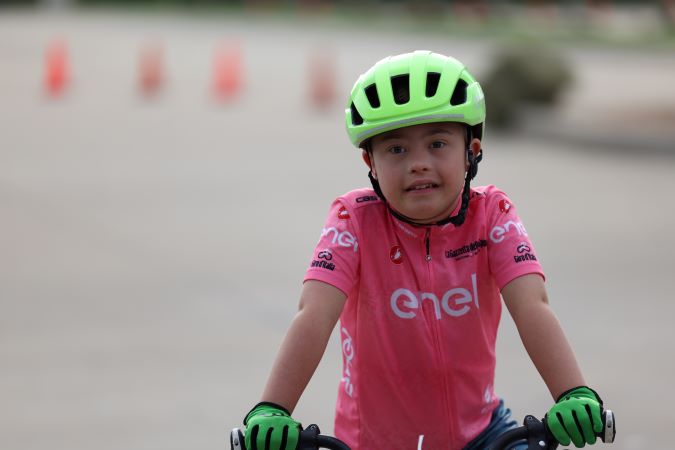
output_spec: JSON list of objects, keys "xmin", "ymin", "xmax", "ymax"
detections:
[
  {"xmin": 546, "ymin": 386, "xmax": 604, "ymax": 448},
  {"xmin": 243, "ymin": 402, "xmax": 301, "ymax": 450}
]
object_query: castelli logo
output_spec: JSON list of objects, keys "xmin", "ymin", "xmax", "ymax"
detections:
[
  {"xmin": 498, "ymin": 199, "xmax": 511, "ymax": 214},
  {"xmin": 338, "ymin": 206, "xmax": 350, "ymax": 220},
  {"xmin": 390, "ymin": 245, "xmax": 403, "ymax": 264}
]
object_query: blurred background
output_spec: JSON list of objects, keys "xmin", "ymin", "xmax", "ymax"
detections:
[{"xmin": 1, "ymin": 1, "xmax": 674, "ymax": 449}]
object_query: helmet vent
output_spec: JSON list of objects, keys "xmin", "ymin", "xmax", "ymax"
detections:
[
  {"xmin": 425, "ymin": 72, "xmax": 441, "ymax": 97},
  {"xmin": 450, "ymin": 78, "xmax": 468, "ymax": 106},
  {"xmin": 365, "ymin": 84, "xmax": 380, "ymax": 108},
  {"xmin": 391, "ymin": 74, "xmax": 410, "ymax": 105},
  {"xmin": 350, "ymin": 102, "xmax": 364, "ymax": 126}
]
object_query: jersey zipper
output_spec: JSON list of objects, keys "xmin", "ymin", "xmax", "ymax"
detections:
[{"xmin": 423, "ymin": 226, "xmax": 456, "ymax": 447}]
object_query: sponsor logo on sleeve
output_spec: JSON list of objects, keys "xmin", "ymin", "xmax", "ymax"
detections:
[
  {"xmin": 317, "ymin": 250, "xmax": 333, "ymax": 260},
  {"xmin": 445, "ymin": 239, "xmax": 487, "ymax": 260},
  {"xmin": 320, "ymin": 227, "xmax": 359, "ymax": 252},
  {"xmin": 498, "ymin": 199, "xmax": 512, "ymax": 214},
  {"xmin": 489, "ymin": 220, "xmax": 527, "ymax": 244},
  {"xmin": 311, "ymin": 249, "xmax": 336, "ymax": 271},
  {"xmin": 513, "ymin": 241, "xmax": 537, "ymax": 263}
]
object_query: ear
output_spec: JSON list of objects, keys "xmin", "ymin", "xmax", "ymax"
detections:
[
  {"xmin": 470, "ymin": 138, "xmax": 482, "ymax": 158},
  {"xmin": 362, "ymin": 149, "xmax": 377, "ymax": 179},
  {"xmin": 466, "ymin": 138, "xmax": 482, "ymax": 169}
]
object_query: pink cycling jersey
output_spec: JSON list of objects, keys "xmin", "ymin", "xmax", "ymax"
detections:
[{"xmin": 304, "ymin": 185, "xmax": 544, "ymax": 450}]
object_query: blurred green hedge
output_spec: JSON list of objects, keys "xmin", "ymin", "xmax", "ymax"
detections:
[{"xmin": 481, "ymin": 44, "xmax": 573, "ymax": 129}]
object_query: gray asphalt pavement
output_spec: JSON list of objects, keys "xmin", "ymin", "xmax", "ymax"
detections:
[{"xmin": 1, "ymin": 9, "xmax": 674, "ymax": 450}]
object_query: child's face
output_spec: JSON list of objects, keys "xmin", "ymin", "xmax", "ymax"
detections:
[{"xmin": 364, "ymin": 122, "xmax": 481, "ymax": 224}]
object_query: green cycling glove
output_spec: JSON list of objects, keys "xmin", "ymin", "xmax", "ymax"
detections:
[
  {"xmin": 243, "ymin": 402, "xmax": 301, "ymax": 450},
  {"xmin": 546, "ymin": 386, "xmax": 604, "ymax": 448}
]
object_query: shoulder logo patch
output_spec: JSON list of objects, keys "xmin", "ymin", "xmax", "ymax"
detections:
[
  {"xmin": 337, "ymin": 206, "xmax": 350, "ymax": 220},
  {"xmin": 498, "ymin": 199, "xmax": 512, "ymax": 214}
]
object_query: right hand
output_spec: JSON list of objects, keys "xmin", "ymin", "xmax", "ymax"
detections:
[
  {"xmin": 243, "ymin": 402, "xmax": 302, "ymax": 450},
  {"xmin": 546, "ymin": 386, "xmax": 604, "ymax": 448}
]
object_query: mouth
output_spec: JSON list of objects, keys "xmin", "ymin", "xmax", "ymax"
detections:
[{"xmin": 405, "ymin": 182, "xmax": 439, "ymax": 192}]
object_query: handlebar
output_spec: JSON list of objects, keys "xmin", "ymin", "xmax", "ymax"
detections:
[
  {"xmin": 230, "ymin": 424, "xmax": 349, "ymax": 450},
  {"xmin": 488, "ymin": 409, "xmax": 616, "ymax": 450},
  {"xmin": 231, "ymin": 410, "xmax": 615, "ymax": 450}
]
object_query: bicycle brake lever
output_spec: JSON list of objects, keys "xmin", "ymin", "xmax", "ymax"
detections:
[{"xmin": 230, "ymin": 428, "xmax": 245, "ymax": 450}]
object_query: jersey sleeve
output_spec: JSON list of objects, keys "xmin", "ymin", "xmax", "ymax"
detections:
[
  {"xmin": 303, "ymin": 199, "xmax": 360, "ymax": 296},
  {"xmin": 485, "ymin": 188, "xmax": 545, "ymax": 289}
]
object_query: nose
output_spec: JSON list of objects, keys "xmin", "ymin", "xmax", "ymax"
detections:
[{"xmin": 408, "ymin": 147, "xmax": 432, "ymax": 173}]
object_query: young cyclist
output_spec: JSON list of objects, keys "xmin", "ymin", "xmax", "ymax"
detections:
[{"xmin": 241, "ymin": 51, "xmax": 606, "ymax": 450}]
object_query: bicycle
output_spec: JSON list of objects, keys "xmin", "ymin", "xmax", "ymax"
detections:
[{"xmin": 230, "ymin": 409, "xmax": 615, "ymax": 450}]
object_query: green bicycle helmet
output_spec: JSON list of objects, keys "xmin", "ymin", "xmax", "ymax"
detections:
[{"xmin": 346, "ymin": 50, "xmax": 486, "ymax": 148}]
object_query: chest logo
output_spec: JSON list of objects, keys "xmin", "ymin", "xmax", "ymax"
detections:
[
  {"xmin": 445, "ymin": 239, "xmax": 487, "ymax": 260},
  {"xmin": 390, "ymin": 245, "xmax": 403, "ymax": 264},
  {"xmin": 391, "ymin": 273, "xmax": 479, "ymax": 320}
]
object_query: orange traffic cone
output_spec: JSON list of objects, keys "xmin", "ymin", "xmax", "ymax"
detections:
[
  {"xmin": 212, "ymin": 42, "xmax": 243, "ymax": 102},
  {"xmin": 666, "ymin": 0, "xmax": 675, "ymax": 24},
  {"xmin": 44, "ymin": 38, "xmax": 70, "ymax": 97},
  {"xmin": 138, "ymin": 42, "xmax": 164, "ymax": 97},
  {"xmin": 308, "ymin": 48, "xmax": 336, "ymax": 110},
  {"xmin": 525, "ymin": 0, "xmax": 559, "ymax": 27},
  {"xmin": 585, "ymin": 0, "xmax": 613, "ymax": 27}
]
